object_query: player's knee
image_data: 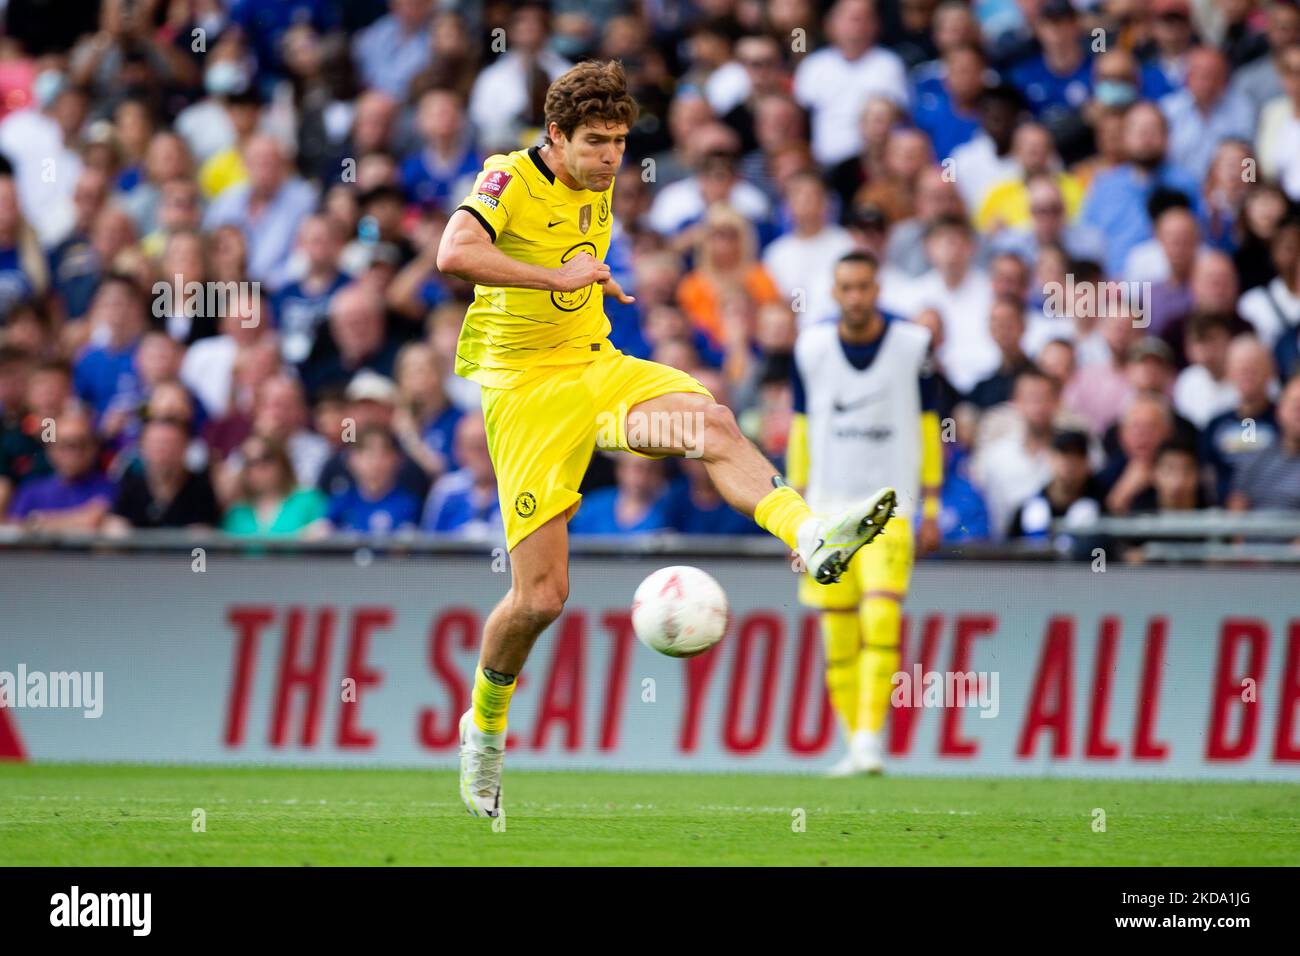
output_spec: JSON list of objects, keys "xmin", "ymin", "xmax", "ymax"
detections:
[
  {"xmin": 700, "ymin": 401, "xmax": 742, "ymax": 454},
  {"xmin": 517, "ymin": 578, "xmax": 568, "ymax": 627}
]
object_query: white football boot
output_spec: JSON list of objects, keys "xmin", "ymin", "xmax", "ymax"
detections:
[
  {"xmin": 458, "ymin": 710, "xmax": 505, "ymax": 818},
  {"xmin": 825, "ymin": 730, "xmax": 886, "ymax": 777},
  {"xmin": 798, "ymin": 487, "xmax": 898, "ymax": 585}
]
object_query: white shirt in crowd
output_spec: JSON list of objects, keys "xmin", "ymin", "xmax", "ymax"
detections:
[
  {"xmin": 1173, "ymin": 365, "xmax": 1239, "ymax": 429},
  {"xmin": 1238, "ymin": 276, "xmax": 1300, "ymax": 347},
  {"xmin": 180, "ymin": 335, "xmax": 237, "ymax": 418},
  {"xmin": 705, "ymin": 61, "xmax": 750, "ymax": 117},
  {"xmin": 761, "ymin": 224, "xmax": 856, "ymax": 328},
  {"xmin": 468, "ymin": 50, "xmax": 572, "ymax": 151},
  {"xmin": 793, "ymin": 45, "xmax": 909, "ymax": 166},
  {"xmin": 646, "ymin": 176, "xmax": 771, "ymax": 236},
  {"xmin": 949, "ymin": 133, "xmax": 1020, "ymax": 215},
  {"xmin": 882, "ymin": 267, "xmax": 999, "ymax": 394},
  {"xmin": 1259, "ymin": 98, "xmax": 1300, "ymax": 201},
  {"xmin": 970, "ymin": 431, "xmax": 1053, "ymax": 541},
  {"xmin": 0, "ymin": 106, "xmax": 80, "ymax": 245}
]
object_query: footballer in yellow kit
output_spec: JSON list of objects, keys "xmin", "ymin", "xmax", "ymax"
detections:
[
  {"xmin": 436, "ymin": 60, "xmax": 898, "ymax": 819},
  {"xmin": 787, "ymin": 252, "xmax": 943, "ymax": 776}
]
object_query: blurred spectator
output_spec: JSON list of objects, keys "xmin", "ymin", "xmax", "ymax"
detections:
[
  {"xmin": 569, "ymin": 454, "xmax": 674, "ymax": 535},
  {"xmin": 48, "ymin": 167, "xmax": 109, "ymax": 321},
  {"xmin": 890, "ymin": 215, "xmax": 997, "ymax": 394},
  {"xmin": 648, "ymin": 136, "xmax": 771, "ymax": 240},
  {"xmin": 913, "ymin": 42, "xmax": 984, "ymax": 161},
  {"xmin": 950, "ymin": 82, "xmax": 1024, "ymax": 214},
  {"xmin": 72, "ymin": 274, "xmax": 145, "ymax": 417},
  {"xmin": 793, "ymin": 0, "xmax": 908, "ymax": 167},
  {"xmin": 4, "ymin": 406, "xmax": 112, "ymax": 530},
  {"xmin": 0, "ymin": 70, "xmax": 86, "ymax": 245},
  {"xmin": 668, "ymin": 455, "xmax": 760, "ymax": 535},
  {"xmin": 325, "ymin": 423, "xmax": 422, "ymax": 533},
  {"xmin": 104, "ymin": 416, "xmax": 218, "ymax": 531},
  {"xmin": 420, "ymin": 412, "xmax": 500, "ymax": 536},
  {"xmin": 1132, "ymin": 438, "xmax": 1210, "ymax": 512},
  {"xmin": 976, "ymin": 122, "xmax": 1081, "ymax": 234},
  {"xmin": 938, "ymin": 445, "xmax": 991, "ymax": 543},
  {"xmin": 1238, "ymin": 215, "xmax": 1300, "ymax": 345},
  {"xmin": 971, "ymin": 366, "xmax": 1059, "ymax": 538},
  {"xmin": 967, "ymin": 296, "xmax": 1031, "ymax": 408},
  {"xmin": 1202, "ymin": 336, "xmax": 1280, "ymax": 501},
  {"xmin": 0, "ymin": 171, "xmax": 50, "ymax": 319},
  {"xmin": 221, "ymin": 434, "xmax": 326, "ymax": 537},
  {"xmin": 401, "ymin": 87, "xmax": 480, "ymax": 214},
  {"xmin": 1140, "ymin": 0, "xmax": 1196, "ymax": 101},
  {"xmin": 179, "ymin": 303, "xmax": 274, "ymax": 421},
  {"xmin": 1159, "ymin": 47, "xmax": 1253, "ymax": 184},
  {"xmin": 1141, "ymin": 204, "xmax": 1203, "ymax": 329},
  {"xmin": 299, "ymin": 283, "xmax": 399, "ymax": 399},
  {"xmin": 272, "ymin": 214, "xmax": 349, "ymax": 365},
  {"xmin": 467, "ymin": 1, "xmax": 571, "ymax": 152},
  {"xmin": 1062, "ymin": 308, "xmax": 1144, "ymax": 435},
  {"xmin": 352, "ymin": 0, "xmax": 433, "ymax": 100},
  {"xmin": 0, "ymin": 356, "xmax": 71, "ymax": 515},
  {"xmin": 676, "ymin": 205, "xmax": 780, "ymax": 348},
  {"xmin": 1257, "ymin": 41, "xmax": 1300, "ymax": 200},
  {"xmin": 203, "ymin": 133, "xmax": 317, "ymax": 288},
  {"xmin": 1007, "ymin": 430, "xmax": 1103, "ymax": 540},
  {"xmin": 1173, "ymin": 312, "xmax": 1239, "ymax": 428},
  {"xmin": 992, "ymin": 171, "xmax": 1105, "ymax": 268},
  {"xmin": 1079, "ymin": 100, "xmax": 1200, "ymax": 277},
  {"xmin": 316, "ymin": 369, "xmax": 430, "ymax": 502},
  {"xmin": 1227, "ymin": 372, "xmax": 1300, "ymax": 510},
  {"xmin": 1098, "ymin": 393, "xmax": 1177, "ymax": 515},
  {"xmin": 1005, "ymin": 0, "xmax": 1091, "ymax": 144},
  {"xmin": 392, "ymin": 341, "xmax": 460, "ymax": 481},
  {"xmin": 762, "ymin": 171, "xmax": 855, "ymax": 328},
  {"xmin": 1230, "ymin": 0, "xmax": 1300, "ymax": 123}
]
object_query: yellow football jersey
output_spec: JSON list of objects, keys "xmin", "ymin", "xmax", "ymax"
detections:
[{"xmin": 453, "ymin": 145, "xmax": 615, "ymax": 389}]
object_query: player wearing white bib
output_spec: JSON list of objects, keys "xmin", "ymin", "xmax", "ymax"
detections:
[{"xmin": 787, "ymin": 251, "xmax": 943, "ymax": 775}]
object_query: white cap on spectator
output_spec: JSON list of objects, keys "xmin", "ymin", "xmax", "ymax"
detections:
[{"xmin": 345, "ymin": 370, "xmax": 398, "ymax": 404}]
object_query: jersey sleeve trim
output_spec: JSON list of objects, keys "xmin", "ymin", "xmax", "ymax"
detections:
[{"xmin": 456, "ymin": 203, "xmax": 497, "ymax": 243}]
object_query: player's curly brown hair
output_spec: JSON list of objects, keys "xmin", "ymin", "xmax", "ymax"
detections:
[{"xmin": 543, "ymin": 60, "xmax": 639, "ymax": 145}]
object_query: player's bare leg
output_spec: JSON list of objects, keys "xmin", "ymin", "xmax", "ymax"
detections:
[
  {"xmin": 459, "ymin": 513, "xmax": 570, "ymax": 818},
  {"xmin": 625, "ymin": 392, "xmax": 896, "ymax": 580}
]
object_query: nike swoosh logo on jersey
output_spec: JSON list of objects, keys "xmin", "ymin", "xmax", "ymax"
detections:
[
  {"xmin": 832, "ymin": 391, "xmax": 885, "ymax": 413},
  {"xmin": 547, "ymin": 219, "xmax": 563, "ymax": 227}
]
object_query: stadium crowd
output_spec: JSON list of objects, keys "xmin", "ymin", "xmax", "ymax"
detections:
[{"xmin": 2, "ymin": 0, "xmax": 1300, "ymax": 546}]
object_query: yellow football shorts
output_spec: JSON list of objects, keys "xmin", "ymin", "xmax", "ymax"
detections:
[
  {"xmin": 481, "ymin": 348, "xmax": 713, "ymax": 551},
  {"xmin": 798, "ymin": 514, "xmax": 915, "ymax": 609}
]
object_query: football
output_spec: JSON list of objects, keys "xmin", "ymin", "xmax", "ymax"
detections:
[{"xmin": 631, "ymin": 565, "xmax": 729, "ymax": 658}]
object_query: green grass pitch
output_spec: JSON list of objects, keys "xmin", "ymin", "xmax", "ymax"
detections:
[{"xmin": 1, "ymin": 764, "xmax": 1297, "ymax": 866}]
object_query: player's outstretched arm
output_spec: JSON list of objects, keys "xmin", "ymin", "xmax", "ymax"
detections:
[{"xmin": 436, "ymin": 209, "xmax": 610, "ymax": 293}]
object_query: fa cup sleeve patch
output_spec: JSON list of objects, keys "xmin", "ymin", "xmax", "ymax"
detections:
[{"xmin": 478, "ymin": 170, "xmax": 512, "ymax": 197}]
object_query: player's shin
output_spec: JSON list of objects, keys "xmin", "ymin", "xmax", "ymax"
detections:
[
  {"xmin": 821, "ymin": 610, "xmax": 861, "ymax": 736},
  {"xmin": 856, "ymin": 594, "xmax": 902, "ymax": 736},
  {"xmin": 472, "ymin": 666, "xmax": 517, "ymax": 734}
]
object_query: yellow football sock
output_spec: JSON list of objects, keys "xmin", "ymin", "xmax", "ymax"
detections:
[
  {"xmin": 856, "ymin": 595, "xmax": 902, "ymax": 734},
  {"xmin": 472, "ymin": 667, "xmax": 516, "ymax": 735},
  {"xmin": 754, "ymin": 484, "xmax": 814, "ymax": 551},
  {"xmin": 821, "ymin": 610, "xmax": 861, "ymax": 735}
]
